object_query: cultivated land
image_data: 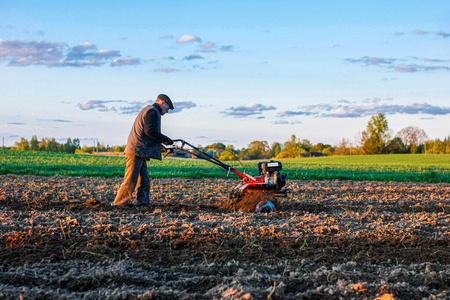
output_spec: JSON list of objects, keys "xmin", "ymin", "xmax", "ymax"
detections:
[{"xmin": 1, "ymin": 174, "xmax": 449, "ymax": 299}]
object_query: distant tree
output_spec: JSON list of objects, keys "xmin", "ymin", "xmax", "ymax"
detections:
[
  {"xmin": 300, "ymin": 139, "xmax": 312, "ymax": 153},
  {"xmin": 433, "ymin": 139, "xmax": 445, "ymax": 153},
  {"xmin": 323, "ymin": 145, "xmax": 334, "ymax": 155},
  {"xmin": 322, "ymin": 147, "xmax": 333, "ymax": 156},
  {"xmin": 64, "ymin": 138, "xmax": 72, "ymax": 153},
  {"xmin": 276, "ymin": 135, "xmax": 299, "ymax": 158},
  {"xmin": 309, "ymin": 142, "xmax": 333, "ymax": 155},
  {"xmin": 424, "ymin": 138, "xmax": 448, "ymax": 154},
  {"xmin": 269, "ymin": 142, "xmax": 282, "ymax": 158},
  {"xmin": 410, "ymin": 142, "xmax": 418, "ymax": 154},
  {"xmin": 114, "ymin": 145, "xmax": 125, "ymax": 152},
  {"xmin": 96, "ymin": 141, "xmax": 107, "ymax": 152},
  {"xmin": 30, "ymin": 135, "xmax": 39, "ymax": 151},
  {"xmin": 335, "ymin": 138, "xmax": 349, "ymax": 156},
  {"xmin": 39, "ymin": 138, "xmax": 49, "ymax": 151},
  {"xmin": 62, "ymin": 137, "xmax": 81, "ymax": 153},
  {"xmin": 353, "ymin": 132, "xmax": 363, "ymax": 153},
  {"xmin": 82, "ymin": 145, "xmax": 94, "ymax": 153},
  {"xmin": 242, "ymin": 140, "xmax": 270, "ymax": 160},
  {"xmin": 310, "ymin": 143, "xmax": 325, "ymax": 153},
  {"xmin": 395, "ymin": 126, "xmax": 428, "ymax": 151},
  {"xmin": 34, "ymin": 137, "xmax": 65, "ymax": 152},
  {"xmin": 218, "ymin": 145, "xmax": 238, "ymax": 161},
  {"xmin": 298, "ymin": 148, "xmax": 308, "ymax": 156},
  {"xmin": 73, "ymin": 138, "xmax": 81, "ymax": 150},
  {"xmin": 206, "ymin": 142, "xmax": 226, "ymax": 151},
  {"xmin": 361, "ymin": 113, "xmax": 390, "ymax": 154},
  {"xmin": 386, "ymin": 137, "xmax": 406, "ymax": 154},
  {"xmin": 15, "ymin": 137, "xmax": 29, "ymax": 150},
  {"xmin": 446, "ymin": 137, "xmax": 450, "ymax": 153},
  {"xmin": 204, "ymin": 142, "xmax": 226, "ymax": 158},
  {"xmin": 47, "ymin": 137, "xmax": 59, "ymax": 152}
]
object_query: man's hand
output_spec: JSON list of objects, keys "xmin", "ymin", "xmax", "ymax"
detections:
[{"xmin": 164, "ymin": 138, "xmax": 174, "ymax": 145}]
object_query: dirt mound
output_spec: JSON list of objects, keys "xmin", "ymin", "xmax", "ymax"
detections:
[
  {"xmin": 67, "ymin": 198, "xmax": 110, "ymax": 212},
  {"xmin": 232, "ymin": 193, "xmax": 277, "ymax": 213}
]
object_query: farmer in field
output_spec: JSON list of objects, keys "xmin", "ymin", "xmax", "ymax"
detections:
[{"xmin": 112, "ymin": 94, "xmax": 174, "ymax": 207}]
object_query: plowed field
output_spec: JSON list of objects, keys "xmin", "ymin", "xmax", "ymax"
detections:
[{"xmin": 1, "ymin": 174, "xmax": 449, "ymax": 299}]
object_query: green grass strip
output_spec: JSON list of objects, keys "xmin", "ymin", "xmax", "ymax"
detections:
[{"xmin": 0, "ymin": 149, "xmax": 449, "ymax": 183}]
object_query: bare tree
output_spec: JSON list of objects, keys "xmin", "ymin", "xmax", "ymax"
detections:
[
  {"xmin": 335, "ymin": 138, "xmax": 349, "ymax": 156},
  {"xmin": 395, "ymin": 126, "xmax": 428, "ymax": 147}
]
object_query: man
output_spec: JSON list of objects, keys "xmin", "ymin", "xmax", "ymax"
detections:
[{"xmin": 112, "ymin": 94, "xmax": 174, "ymax": 207}]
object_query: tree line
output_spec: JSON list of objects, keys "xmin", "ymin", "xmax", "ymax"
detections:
[
  {"xmin": 8, "ymin": 113, "xmax": 450, "ymax": 159},
  {"xmin": 13, "ymin": 136, "xmax": 81, "ymax": 153},
  {"xmin": 200, "ymin": 113, "xmax": 449, "ymax": 160},
  {"xmin": 11, "ymin": 135, "xmax": 125, "ymax": 154},
  {"xmin": 358, "ymin": 113, "xmax": 449, "ymax": 155}
]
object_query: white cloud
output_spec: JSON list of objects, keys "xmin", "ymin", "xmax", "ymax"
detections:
[
  {"xmin": 78, "ymin": 100, "xmax": 126, "ymax": 111},
  {"xmin": 0, "ymin": 38, "xmax": 65, "ymax": 66},
  {"xmin": 66, "ymin": 43, "xmax": 120, "ymax": 62},
  {"xmin": 277, "ymin": 110, "xmax": 314, "ymax": 117},
  {"xmin": 346, "ymin": 55, "xmax": 450, "ymax": 73},
  {"xmin": 78, "ymin": 99, "xmax": 198, "ymax": 115},
  {"xmin": 177, "ymin": 34, "xmax": 201, "ymax": 44},
  {"xmin": 395, "ymin": 64, "xmax": 450, "ymax": 73},
  {"xmin": 436, "ymin": 31, "xmax": 450, "ymax": 38},
  {"xmin": 118, "ymin": 100, "xmax": 150, "ymax": 115},
  {"xmin": 183, "ymin": 54, "xmax": 204, "ymax": 60},
  {"xmin": 0, "ymin": 38, "xmax": 136, "ymax": 68},
  {"xmin": 154, "ymin": 67, "xmax": 178, "ymax": 73},
  {"xmin": 345, "ymin": 56, "xmax": 397, "ymax": 66},
  {"xmin": 70, "ymin": 42, "xmax": 95, "ymax": 53},
  {"xmin": 202, "ymin": 42, "xmax": 215, "ymax": 49},
  {"xmin": 111, "ymin": 57, "xmax": 140, "ymax": 66},
  {"xmin": 413, "ymin": 29, "xmax": 428, "ymax": 35},
  {"xmin": 273, "ymin": 120, "xmax": 302, "ymax": 125},
  {"xmin": 118, "ymin": 100, "xmax": 197, "ymax": 115},
  {"xmin": 287, "ymin": 102, "xmax": 450, "ymax": 118},
  {"xmin": 221, "ymin": 103, "xmax": 276, "ymax": 118},
  {"xmin": 220, "ymin": 45, "xmax": 233, "ymax": 52},
  {"xmin": 171, "ymin": 101, "xmax": 197, "ymax": 113}
]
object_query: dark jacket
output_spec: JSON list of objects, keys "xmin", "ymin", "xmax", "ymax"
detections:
[{"xmin": 124, "ymin": 104, "xmax": 170, "ymax": 160}]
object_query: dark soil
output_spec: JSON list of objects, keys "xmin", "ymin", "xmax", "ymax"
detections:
[{"xmin": 0, "ymin": 175, "xmax": 449, "ymax": 299}]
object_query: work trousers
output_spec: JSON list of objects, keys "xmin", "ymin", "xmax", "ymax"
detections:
[{"xmin": 112, "ymin": 154, "xmax": 151, "ymax": 207}]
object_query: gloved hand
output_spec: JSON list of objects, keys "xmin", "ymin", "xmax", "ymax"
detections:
[{"xmin": 164, "ymin": 138, "xmax": 174, "ymax": 145}]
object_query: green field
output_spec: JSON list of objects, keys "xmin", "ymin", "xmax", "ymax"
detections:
[{"xmin": 1, "ymin": 149, "xmax": 449, "ymax": 183}]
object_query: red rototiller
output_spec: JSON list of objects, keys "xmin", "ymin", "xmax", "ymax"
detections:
[{"xmin": 163, "ymin": 139, "xmax": 289, "ymax": 212}]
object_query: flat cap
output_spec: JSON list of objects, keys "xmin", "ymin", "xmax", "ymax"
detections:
[{"xmin": 157, "ymin": 94, "xmax": 174, "ymax": 110}]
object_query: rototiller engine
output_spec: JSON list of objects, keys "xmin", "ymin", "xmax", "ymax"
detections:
[{"xmin": 163, "ymin": 139, "xmax": 289, "ymax": 212}]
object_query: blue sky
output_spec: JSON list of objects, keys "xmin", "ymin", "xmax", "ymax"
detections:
[{"xmin": 1, "ymin": 0, "xmax": 449, "ymax": 149}]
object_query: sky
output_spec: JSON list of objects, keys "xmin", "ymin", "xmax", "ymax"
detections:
[{"xmin": 1, "ymin": 0, "xmax": 449, "ymax": 149}]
